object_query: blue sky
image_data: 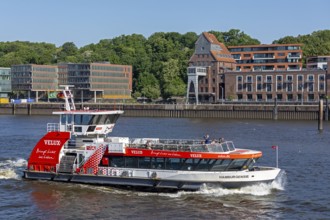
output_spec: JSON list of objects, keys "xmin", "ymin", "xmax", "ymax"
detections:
[{"xmin": 0, "ymin": 0, "xmax": 329, "ymax": 47}]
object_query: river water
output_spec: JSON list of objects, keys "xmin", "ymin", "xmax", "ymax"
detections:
[{"xmin": 0, "ymin": 115, "xmax": 329, "ymax": 219}]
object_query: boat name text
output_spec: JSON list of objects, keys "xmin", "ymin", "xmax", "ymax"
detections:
[
  {"xmin": 44, "ymin": 140, "xmax": 61, "ymax": 146},
  {"xmin": 219, "ymin": 175, "xmax": 249, "ymax": 179}
]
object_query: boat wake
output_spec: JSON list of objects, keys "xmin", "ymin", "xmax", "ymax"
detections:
[{"xmin": 0, "ymin": 158, "xmax": 27, "ymax": 180}]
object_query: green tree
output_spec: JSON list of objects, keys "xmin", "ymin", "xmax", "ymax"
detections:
[
  {"xmin": 160, "ymin": 59, "xmax": 186, "ymax": 99},
  {"xmin": 136, "ymin": 72, "xmax": 161, "ymax": 99},
  {"xmin": 210, "ymin": 29, "xmax": 260, "ymax": 46},
  {"xmin": 57, "ymin": 42, "xmax": 79, "ymax": 62}
]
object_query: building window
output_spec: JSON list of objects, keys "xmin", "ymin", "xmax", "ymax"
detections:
[
  {"xmin": 278, "ymin": 53, "xmax": 285, "ymax": 56},
  {"xmin": 247, "ymin": 84, "xmax": 252, "ymax": 92},
  {"xmin": 247, "ymin": 94, "xmax": 253, "ymax": 101},
  {"xmin": 287, "ymin": 75, "xmax": 293, "ymax": 82},
  {"xmin": 298, "ymin": 83, "xmax": 304, "ymax": 91},
  {"xmin": 237, "ymin": 94, "xmax": 243, "ymax": 100},
  {"xmin": 237, "ymin": 76, "xmax": 242, "ymax": 82},
  {"xmin": 298, "ymin": 75, "xmax": 303, "ymax": 81},
  {"xmin": 308, "ymin": 83, "xmax": 314, "ymax": 92},
  {"xmin": 277, "ymin": 75, "xmax": 282, "ymax": 81},
  {"xmin": 308, "ymin": 75, "xmax": 314, "ymax": 82},
  {"xmin": 287, "ymin": 83, "xmax": 293, "ymax": 92},
  {"xmin": 267, "ymin": 94, "xmax": 272, "ymax": 101},
  {"xmin": 277, "ymin": 94, "xmax": 283, "ymax": 101},
  {"xmin": 257, "ymin": 83, "xmax": 262, "ymax": 91},
  {"xmin": 287, "ymin": 94, "xmax": 293, "ymax": 101},
  {"xmin": 319, "ymin": 75, "xmax": 325, "ymax": 81},
  {"xmin": 257, "ymin": 94, "xmax": 262, "ymax": 101},
  {"xmin": 319, "ymin": 83, "xmax": 325, "ymax": 91},
  {"xmin": 238, "ymin": 84, "xmax": 243, "ymax": 91},
  {"xmin": 246, "ymin": 76, "xmax": 252, "ymax": 83},
  {"xmin": 277, "ymin": 83, "xmax": 282, "ymax": 91},
  {"xmin": 257, "ymin": 75, "xmax": 262, "ymax": 82},
  {"xmin": 308, "ymin": 94, "xmax": 314, "ymax": 101},
  {"xmin": 266, "ymin": 84, "xmax": 272, "ymax": 92},
  {"xmin": 266, "ymin": 75, "xmax": 272, "ymax": 83},
  {"xmin": 297, "ymin": 94, "xmax": 302, "ymax": 101}
]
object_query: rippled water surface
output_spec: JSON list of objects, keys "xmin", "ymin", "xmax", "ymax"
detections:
[{"xmin": 1, "ymin": 115, "xmax": 330, "ymax": 219}]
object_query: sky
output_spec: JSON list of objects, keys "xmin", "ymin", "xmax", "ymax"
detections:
[{"xmin": 0, "ymin": 0, "xmax": 329, "ymax": 48}]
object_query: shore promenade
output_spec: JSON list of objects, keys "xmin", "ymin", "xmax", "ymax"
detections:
[{"xmin": 0, "ymin": 102, "xmax": 329, "ymax": 120}]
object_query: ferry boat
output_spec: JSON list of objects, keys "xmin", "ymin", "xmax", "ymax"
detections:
[{"xmin": 23, "ymin": 86, "xmax": 281, "ymax": 191}]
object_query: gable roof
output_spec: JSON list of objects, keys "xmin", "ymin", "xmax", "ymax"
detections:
[{"xmin": 202, "ymin": 32, "xmax": 236, "ymax": 63}]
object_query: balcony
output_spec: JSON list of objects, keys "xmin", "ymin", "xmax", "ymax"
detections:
[
  {"xmin": 253, "ymin": 54, "xmax": 275, "ymax": 59},
  {"xmin": 287, "ymin": 53, "xmax": 301, "ymax": 59}
]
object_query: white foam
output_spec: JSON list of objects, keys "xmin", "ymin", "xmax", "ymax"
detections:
[{"xmin": 0, "ymin": 158, "xmax": 27, "ymax": 180}]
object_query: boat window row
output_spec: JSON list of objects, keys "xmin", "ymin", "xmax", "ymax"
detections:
[
  {"xmin": 61, "ymin": 114, "xmax": 120, "ymax": 125},
  {"xmin": 102, "ymin": 156, "xmax": 256, "ymax": 171},
  {"xmin": 129, "ymin": 141, "xmax": 235, "ymax": 153}
]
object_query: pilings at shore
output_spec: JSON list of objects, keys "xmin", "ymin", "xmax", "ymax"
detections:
[{"xmin": 0, "ymin": 103, "xmax": 327, "ymax": 120}]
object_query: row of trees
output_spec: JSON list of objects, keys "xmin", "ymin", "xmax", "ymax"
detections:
[{"xmin": 1, "ymin": 29, "xmax": 329, "ymax": 99}]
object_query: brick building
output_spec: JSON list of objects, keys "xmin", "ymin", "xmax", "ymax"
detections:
[
  {"xmin": 187, "ymin": 32, "xmax": 330, "ymax": 103},
  {"xmin": 224, "ymin": 69, "xmax": 329, "ymax": 102},
  {"xmin": 186, "ymin": 32, "xmax": 236, "ymax": 103},
  {"xmin": 228, "ymin": 44, "xmax": 303, "ymax": 72}
]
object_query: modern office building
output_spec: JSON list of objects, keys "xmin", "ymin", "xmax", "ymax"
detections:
[
  {"xmin": 228, "ymin": 44, "xmax": 303, "ymax": 72},
  {"xmin": 64, "ymin": 62, "xmax": 132, "ymax": 100},
  {"xmin": 10, "ymin": 62, "xmax": 132, "ymax": 101},
  {"xmin": 306, "ymin": 56, "xmax": 329, "ymax": 70},
  {"xmin": 186, "ymin": 32, "xmax": 236, "ymax": 103},
  {"xmin": 0, "ymin": 67, "xmax": 11, "ymax": 99},
  {"xmin": 11, "ymin": 64, "xmax": 58, "ymax": 100}
]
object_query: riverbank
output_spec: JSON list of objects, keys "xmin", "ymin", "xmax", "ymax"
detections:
[{"xmin": 0, "ymin": 102, "xmax": 329, "ymax": 120}]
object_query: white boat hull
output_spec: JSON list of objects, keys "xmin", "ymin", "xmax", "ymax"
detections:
[{"xmin": 23, "ymin": 166, "xmax": 280, "ymax": 190}]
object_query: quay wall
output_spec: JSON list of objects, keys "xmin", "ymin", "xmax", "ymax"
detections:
[{"xmin": 0, "ymin": 103, "xmax": 327, "ymax": 120}]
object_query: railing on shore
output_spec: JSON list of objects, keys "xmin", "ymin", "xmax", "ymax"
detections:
[{"xmin": 1, "ymin": 102, "xmax": 329, "ymax": 121}]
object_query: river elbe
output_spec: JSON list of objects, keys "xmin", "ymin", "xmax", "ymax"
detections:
[{"xmin": 0, "ymin": 115, "xmax": 329, "ymax": 219}]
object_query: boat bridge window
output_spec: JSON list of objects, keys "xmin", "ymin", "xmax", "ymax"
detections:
[
  {"xmin": 61, "ymin": 114, "xmax": 73, "ymax": 124},
  {"xmin": 71, "ymin": 114, "xmax": 120, "ymax": 126}
]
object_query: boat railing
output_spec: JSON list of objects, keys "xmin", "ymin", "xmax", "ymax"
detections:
[
  {"xmin": 47, "ymin": 123, "xmax": 60, "ymax": 132},
  {"xmin": 128, "ymin": 141, "xmax": 235, "ymax": 153}
]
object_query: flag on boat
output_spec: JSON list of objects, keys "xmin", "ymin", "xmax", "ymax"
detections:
[
  {"xmin": 272, "ymin": 145, "xmax": 278, "ymax": 149},
  {"xmin": 48, "ymin": 91, "xmax": 58, "ymax": 99}
]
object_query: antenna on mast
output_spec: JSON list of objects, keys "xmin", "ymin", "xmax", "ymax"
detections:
[{"xmin": 59, "ymin": 85, "xmax": 76, "ymax": 111}]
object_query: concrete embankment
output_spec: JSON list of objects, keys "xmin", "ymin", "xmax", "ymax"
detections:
[{"xmin": 0, "ymin": 103, "xmax": 329, "ymax": 120}]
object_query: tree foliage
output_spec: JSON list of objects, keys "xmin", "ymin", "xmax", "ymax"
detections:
[
  {"xmin": 1, "ymin": 29, "xmax": 329, "ymax": 99},
  {"xmin": 273, "ymin": 30, "xmax": 330, "ymax": 58}
]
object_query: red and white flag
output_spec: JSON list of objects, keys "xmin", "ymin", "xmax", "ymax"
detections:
[{"xmin": 272, "ymin": 145, "xmax": 278, "ymax": 150}]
